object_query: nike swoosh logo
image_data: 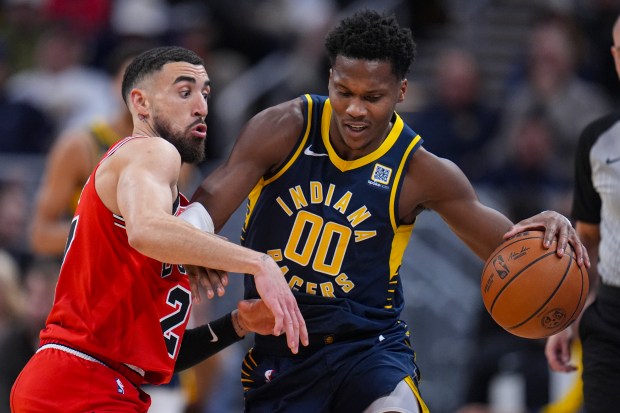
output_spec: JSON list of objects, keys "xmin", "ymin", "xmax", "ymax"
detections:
[
  {"xmin": 207, "ymin": 323, "xmax": 218, "ymax": 343},
  {"xmin": 606, "ymin": 156, "xmax": 620, "ymax": 165},
  {"xmin": 304, "ymin": 145, "xmax": 328, "ymax": 157}
]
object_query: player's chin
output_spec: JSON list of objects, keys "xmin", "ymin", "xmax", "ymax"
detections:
[{"xmin": 180, "ymin": 140, "xmax": 206, "ymax": 164}]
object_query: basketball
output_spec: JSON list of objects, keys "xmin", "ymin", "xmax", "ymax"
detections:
[{"xmin": 481, "ymin": 230, "xmax": 589, "ymax": 339}]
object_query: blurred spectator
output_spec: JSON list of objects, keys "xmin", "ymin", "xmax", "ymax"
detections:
[
  {"xmin": 482, "ymin": 107, "xmax": 572, "ymax": 220},
  {"xmin": 43, "ymin": 0, "xmax": 111, "ymax": 39},
  {"xmin": 0, "ymin": 249, "xmax": 20, "ymax": 340},
  {"xmin": 0, "ymin": 256, "xmax": 60, "ymax": 413},
  {"xmin": 573, "ymin": 0, "xmax": 620, "ymax": 104},
  {"xmin": 167, "ymin": 2, "xmax": 251, "ymax": 160},
  {"xmin": 403, "ymin": 47, "xmax": 499, "ymax": 182},
  {"xmin": 0, "ymin": 178, "xmax": 31, "ymax": 268},
  {"xmin": 210, "ymin": 0, "xmax": 336, "ymax": 157},
  {"xmin": 110, "ymin": 0, "xmax": 169, "ymax": 40},
  {"xmin": 5, "ymin": 22, "xmax": 115, "ymax": 133},
  {"xmin": 28, "ymin": 41, "xmax": 147, "ymax": 257},
  {"xmin": 0, "ymin": 39, "xmax": 54, "ymax": 154},
  {"xmin": 0, "ymin": 0, "xmax": 47, "ymax": 73},
  {"xmin": 495, "ymin": 13, "xmax": 612, "ymax": 183}
]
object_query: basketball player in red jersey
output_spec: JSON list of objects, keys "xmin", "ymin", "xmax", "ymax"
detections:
[{"xmin": 10, "ymin": 46, "xmax": 308, "ymax": 413}]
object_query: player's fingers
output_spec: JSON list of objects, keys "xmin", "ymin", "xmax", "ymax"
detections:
[
  {"xmin": 282, "ymin": 307, "xmax": 299, "ymax": 354},
  {"xmin": 545, "ymin": 342, "xmax": 565, "ymax": 372},
  {"xmin": 203, "ymin": 268, "xmax": 227, "ymax": 297},
  {"xmin": 296, "ymin": 305, "xmax": 309, "ymax": 346},
  {"xmin": 580, "ymin": 241, "xmax": 590, "ymax": 268},
  {"xmin": 503, "ymin": 219, "xmax": 545, "ymax": 240},
  {"xmin": 554, "ymin": 219, "xmax": 571, "ymax": 257},
  {"xmin": 268, "ymin": 298, "xmax": 285, "ymax": 338},
  {"xmin": 188, "ymin": 273, "xmax": 202, "ymax": 304},
  {"xmin": 190, "ymin": 266, "xmax": 213, "ymax": 299}
]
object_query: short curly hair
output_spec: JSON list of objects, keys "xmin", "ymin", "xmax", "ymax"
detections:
[{"xmin": 325, "ymin": 9, "xmax": 416, "ymax": 80}]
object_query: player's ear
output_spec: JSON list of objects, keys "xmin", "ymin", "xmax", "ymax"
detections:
[
  {"xmin": 129, "ymin": 88, "xmax": 149, "ymax": 118},
  {"xmin": 398, "ymin": 79, "xmax": 408, "ymax": 103}
]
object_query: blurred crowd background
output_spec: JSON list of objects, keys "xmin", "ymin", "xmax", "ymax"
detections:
[{"xmin": 0, "ymin": 0, "xmax": 618, "ymax": 412}]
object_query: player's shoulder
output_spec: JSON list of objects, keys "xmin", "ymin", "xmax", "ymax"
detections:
[
  {"xmin": 243, "ymin": 97, "xmax": 306, "ymax": 145},
  {"xmin": 111, "ymin": 136, "xmax": 181, "ymax": 167},
  {"xmin": 254, "ymin": 96, "xmax": 305, "ymax": 126},
  {"xmin": 580, "ymin": 110, "xmax": 620, "ymax": 143},
  {"xmin": 407, "ymin": 146, "xmax": 472, "ymax": 193}
]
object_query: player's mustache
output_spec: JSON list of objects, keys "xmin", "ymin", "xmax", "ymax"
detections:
[{"xmin": 190, "ymin": 118, "xmax": 206, "ymax": 128}]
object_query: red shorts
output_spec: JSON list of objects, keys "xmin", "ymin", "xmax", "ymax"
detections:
[{"xmin": 11, "ymin": 345, "xmax": 151, "ymax": 413}]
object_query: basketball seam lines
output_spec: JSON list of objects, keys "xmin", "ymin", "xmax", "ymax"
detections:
[
  {"xmin": 506, "ymin": 254, "xmax": 572, "ymax": 330},
  {"xmin": 488, "ymin": 250, "xmax": 557, "ymax": 314}
]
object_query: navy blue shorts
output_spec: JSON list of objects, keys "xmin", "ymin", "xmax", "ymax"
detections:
[{"xmin": 241, "ymin": 321, "xmax": 421, "ymax": 413}]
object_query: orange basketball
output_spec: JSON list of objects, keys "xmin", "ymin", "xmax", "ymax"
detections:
[{"xmin": 481, "ymin": 230, "xmax": 589, "ymax": 339}]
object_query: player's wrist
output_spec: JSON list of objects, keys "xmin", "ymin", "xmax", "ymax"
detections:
[{"xmin": 231, "ymin": 309, "xmax": 248, "ymax": 338}]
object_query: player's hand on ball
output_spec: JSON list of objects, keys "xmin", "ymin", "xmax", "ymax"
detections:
[
  {"xmin": 186, "ymin": 265, "xmax": 228, "ymax": 304},
  {"xmin": 503, "ymin": 210, "xmax": 589, "ymax": 268}
]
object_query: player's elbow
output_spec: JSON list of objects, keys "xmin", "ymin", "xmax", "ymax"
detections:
[{"xmin": 125, "ymin": 221, "xmax": 155, "ymax": 255}]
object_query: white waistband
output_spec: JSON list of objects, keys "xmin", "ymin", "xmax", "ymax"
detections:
[
  {"xmin": 38, "ymin": 343, "xmax": 105, "ymax": 365},
  {"xmin": 37, "ymin": 343, "xmax": 145, "ymax": 377}
]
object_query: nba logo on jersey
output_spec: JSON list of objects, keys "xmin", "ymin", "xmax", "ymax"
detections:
[
  {"xmin": 370, "ymin": 163, "xmax": 392, "ymax": 186},
  {"xmin": 116, "ymin": 378, "xmax": 125, "ymax": 394},
  {"xmin": 264, "ymin": 369, "xmax": 276, "ymax": 382}
]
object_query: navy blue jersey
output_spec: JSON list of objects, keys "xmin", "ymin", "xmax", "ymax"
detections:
[{"xmin": 242, "ymin": 94, "xmax": 422, "ymax": 335}]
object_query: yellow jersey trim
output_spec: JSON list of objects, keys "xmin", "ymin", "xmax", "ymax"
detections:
[
  {"xmin": 405, "ymin": 375, "xmax": 430, "ymax": 413},
  {"xmin": 244, "ymin": 95, "xmax": 315, "ymax": 232},
  {"xmin": 320, "ymin": 99, "xmax": 406, "ymax": 172}
]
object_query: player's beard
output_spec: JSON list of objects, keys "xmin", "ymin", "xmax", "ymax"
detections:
[{"xmin": 153, "ymin": 117, "xmax": 206, "ymax": 164}]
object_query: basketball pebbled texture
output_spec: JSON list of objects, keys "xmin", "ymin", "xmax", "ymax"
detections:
[{"xmin": 481, "ymin": 230, "xmax": 589, "ymax": 339}]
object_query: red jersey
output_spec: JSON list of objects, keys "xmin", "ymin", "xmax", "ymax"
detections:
[{"xmin": 40, "ymin": 137, "xmax": 191, "ymax": 385}]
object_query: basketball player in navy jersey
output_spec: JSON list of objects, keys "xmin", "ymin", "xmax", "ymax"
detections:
[{"xmin": 192, "ymin": 10, "xmax": 589, "ymax": 413}]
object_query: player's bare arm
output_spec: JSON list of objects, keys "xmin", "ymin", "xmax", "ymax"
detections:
[
  {"xmin": 403, "ymin": 147, "xmax": 587, "ymax": 264},
  {"xmin": 401, "ymin": 147, "xmax": 513, "ymax": 260},
  {"xmin": 31, "ymin": 129, "xmax": 93, "ymax": 254},
  {"xmin": 192, "ymin": 97, "xmax": 305, "ymax": 230},
  {"xmin": 98, "ymin": 137, "xmax": 307, "ymax": 352}
]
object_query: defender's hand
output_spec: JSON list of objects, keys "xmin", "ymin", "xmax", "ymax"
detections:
[{"xmin": 252, "ymin": 255, "xmax": 309, "ymax": 354}]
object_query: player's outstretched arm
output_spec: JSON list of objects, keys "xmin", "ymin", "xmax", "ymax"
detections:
[
  {"xmin": 100, "ymin": 137, "xmax": 308, "ymax": 354},
  {"xmin": 174, "ymin": 299, "xmax": 287, "ymax": 372}
]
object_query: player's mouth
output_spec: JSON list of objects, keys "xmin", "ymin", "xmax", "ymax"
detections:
[
  {"xmin": 344, "ymin": 122, "xmax": 368, "ymax": 136},
  {"xmin": 192, "ymin": 123, "xmax": 207, "ymax": 139}
]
